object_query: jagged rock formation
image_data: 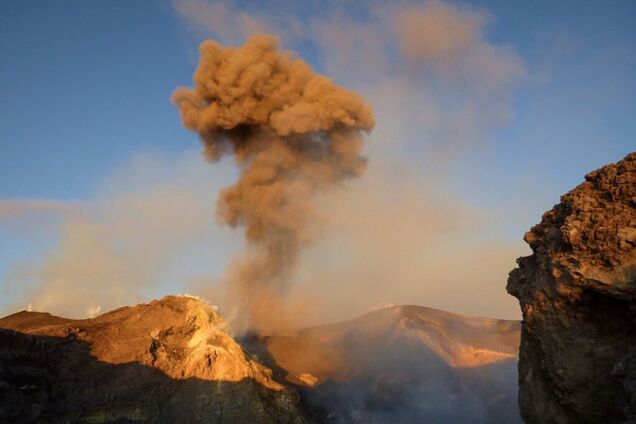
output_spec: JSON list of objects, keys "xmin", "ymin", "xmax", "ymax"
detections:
[
  {"xmin": 0, "ymin": 295, "xmax": 305, "ymax": 423},
  {"xmin": 251, "ymin": 305, "xmax": 522, "ymax": 424},
  {"xmin": 507, "ymin": 152, "xmax": 636, "ymax": 423}
]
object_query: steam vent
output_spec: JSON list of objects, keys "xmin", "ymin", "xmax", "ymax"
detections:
[{"xmin": 507, "ymin": 152, "xmax": 636, "ymax": 423}]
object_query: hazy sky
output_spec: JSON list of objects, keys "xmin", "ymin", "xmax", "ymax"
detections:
[{"xmin": 1, "ymin": 0, "xmax": 634, "ymax": 321}]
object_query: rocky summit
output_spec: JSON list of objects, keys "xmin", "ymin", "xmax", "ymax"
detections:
[
  {"xmin": 0, "ymin": 295, "xmax": 305, "ymax": 424},
  {"xmin": 507, "ymin": 152, "xmax": 636, "ymax": 423}
]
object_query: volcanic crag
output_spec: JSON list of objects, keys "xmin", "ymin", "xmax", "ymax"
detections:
[
  {"xmin": 0, "ymin": 296, "xmax": 305, "ymax": 423},
  {"xmin": 507, "ymin": 152, "xmax": 636, "ymax": 423}
]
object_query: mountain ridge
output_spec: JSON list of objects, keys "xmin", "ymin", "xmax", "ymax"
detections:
[
  {"xmin": 0, "ymin": 295, "xmax": 305, "ymax": 424},
  {"xmin": 0, "ymin": 295, "xmax": 522, "ymax": 423}
]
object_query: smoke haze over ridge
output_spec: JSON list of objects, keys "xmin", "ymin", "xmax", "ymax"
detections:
[
  {"xmin": 2, "ymin": 0, "xmax": 577, "ymax": 324},
  {"xmin": 172, "ymin": 35, "xmax": 375, "ymax": 333},
  {"xmin": 165, "ymin": 1, "xmax": 532, "ymax": 330}
]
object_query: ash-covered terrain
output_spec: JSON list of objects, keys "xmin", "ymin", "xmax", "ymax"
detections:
[
  {"xmin": 0, "ymin": 296, "xmax": 521, "ymax": 423},
  {"xmin": 0, "ymin": 296, "xmax": 304, "ymax": 424},
  {"xmin": 257, "ymin": 305, "xmax": 521, "ymax": 423}
]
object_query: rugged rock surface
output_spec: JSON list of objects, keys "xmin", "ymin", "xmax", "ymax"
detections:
[
  {"xmin": 251, "ymin": 305, "xmax": 522, "ymax": 424},
  {"xmin": 507, "ymin": 152, "xmax": 636, "ymax": 423},
  {"xmin": 0, "ymin": 295, "xmax": 305, "ymax": 423}
]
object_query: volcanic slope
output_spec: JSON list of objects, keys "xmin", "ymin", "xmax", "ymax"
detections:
[
  {"xmin": 258, "ymin": 305, "xmax": 522, "ymax": 424},
  {"xmin": 1, "ymin": 297, "xmax": 522, "ymax": 423},
  {"xmin": 0, "ymin": 295, "xmax": 305, "ymax": 424}
]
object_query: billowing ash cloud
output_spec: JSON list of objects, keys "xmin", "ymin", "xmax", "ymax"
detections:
[{"xmin": 172, "ymin": 35, "xmax": 375, "ymax": 333}]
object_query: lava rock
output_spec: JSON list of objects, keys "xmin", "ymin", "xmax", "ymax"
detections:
[{"xmin": 507, "ymin": 152, "xmax": 636, "ymax": 423}]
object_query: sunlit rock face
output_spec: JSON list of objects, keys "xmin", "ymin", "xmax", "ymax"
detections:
[
  {"xmin": 258, "ymin": 305, "xmax": 522, "ymax": 424},
  {"xmin": 0, "ymin": 296, "xmax": 305, "ymax": 423},
  {"xmin": 507, "ymin": 152, "xmax": 636, "ymax": 423}
]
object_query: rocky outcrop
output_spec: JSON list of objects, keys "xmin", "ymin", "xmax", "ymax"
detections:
[
  {"xmin": 0, "ymin": 295, "xmax": 305, "ymax": 423},
  {"xmin": 507, "ymin": 152, "xmax": 636, "ymax": 423}
]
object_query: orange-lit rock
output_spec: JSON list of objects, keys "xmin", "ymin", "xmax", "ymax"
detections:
[
  {"xmin": 508, "ymin": 152, "xmax": 636, "ymax": 423},
  {"xmin": 0, "ymin": 296, "xmax": 305, "ymax": 423}
]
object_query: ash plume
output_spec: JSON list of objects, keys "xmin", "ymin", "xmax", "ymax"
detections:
[{"xmin": 172, "ymin": 35, "xmax": 375, "ymax": 333}]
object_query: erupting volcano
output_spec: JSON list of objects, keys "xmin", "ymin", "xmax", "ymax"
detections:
[
  {"xmin": 172, "ymin": 35, "xmax": 374, "ymax": 334},
  {"xmin": 3, "ymin": 2, "xmax": 634, "ymax": 422}
]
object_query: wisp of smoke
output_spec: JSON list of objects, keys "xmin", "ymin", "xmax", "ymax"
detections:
[{"xmin": 172, "ymin": 35, "xmax": 375, "ymax": 333}]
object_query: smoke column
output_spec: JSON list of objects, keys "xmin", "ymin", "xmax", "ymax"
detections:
[{"xmin": 172, "ymin": 35, "xmax": 374, "ymax": 333}]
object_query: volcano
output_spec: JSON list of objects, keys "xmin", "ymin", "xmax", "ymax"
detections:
[
  {"xmin": 0, "ymin": 297, "xmax": 521, "ymax": 423},
  {"xmin": 257, "ymin": 305, "xmax": 522, "ymax": 423}
]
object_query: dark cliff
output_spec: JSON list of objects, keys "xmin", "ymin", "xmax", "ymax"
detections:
[{"xmin": 507, "ymin": 152, "xmax": 636, "ymax": 423}]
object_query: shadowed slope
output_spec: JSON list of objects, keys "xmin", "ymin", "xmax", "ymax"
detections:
[{"xmin": 0, "ymin": 296, "xmax": 305, "ymax": 424}]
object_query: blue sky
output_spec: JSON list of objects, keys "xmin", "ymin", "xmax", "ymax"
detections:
[
  {"xmin": 2, "ymin": 0, "xmax": 634, "ymax": 200},
  {"xmin": 1, "ymin": 0, "xmax": 634, "ymax": 320},
  {"xmin": 1, "ymin": 1, "xmax": 193, "ymax": 199}
]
